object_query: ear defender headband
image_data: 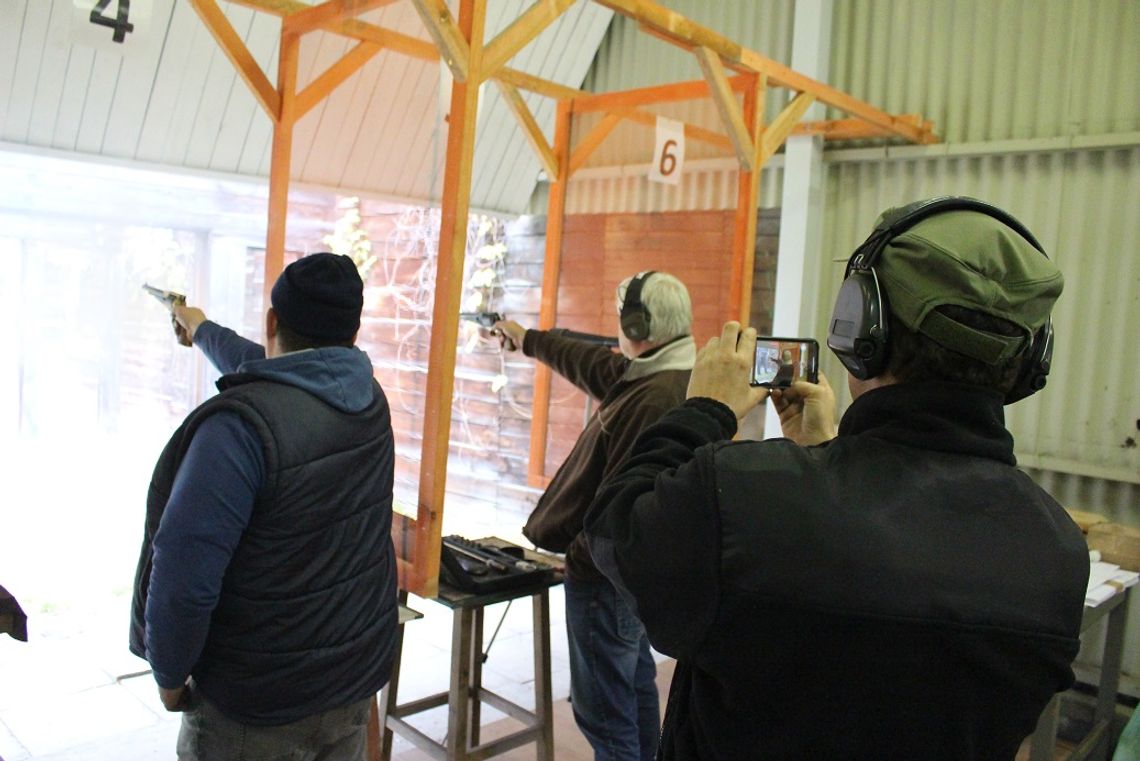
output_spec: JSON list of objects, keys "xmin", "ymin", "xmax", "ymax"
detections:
[
  {"xmin": 826, "ymin": 196, "xmax": 1055, "ymax": 404},
  {"xmin": 620, "ymin": 271, "xmax": 656, "ymax": 342}
]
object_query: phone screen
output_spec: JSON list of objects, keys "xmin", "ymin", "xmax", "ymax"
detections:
[{"xmin": 751, "ymin": 337, "xmax": 819, "ymax": 388}]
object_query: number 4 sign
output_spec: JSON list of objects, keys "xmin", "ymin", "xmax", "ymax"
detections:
[
  {"xmin": 90, "ymin": 0, "xmax": 134, "ymax": 43},
  {"xmin": 648, "ymin": 116, "xmax": 685, "ymax": 186},
  {"xmin": 69, "ymin": 0, "xmax": 152, "ymax": 55}
]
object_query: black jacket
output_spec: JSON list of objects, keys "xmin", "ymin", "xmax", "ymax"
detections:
[
  {"xmin": 131, "ymin": 374, "xmax": 398, "ymax": 725},
  {"xmin": 585, "ymin": 382, "xmax": 1089, "ymax": 760}
]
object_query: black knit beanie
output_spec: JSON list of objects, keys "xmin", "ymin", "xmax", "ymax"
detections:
[{"xmin": 270, "ymin": 253, "xmax": 363, "ymax": 341}]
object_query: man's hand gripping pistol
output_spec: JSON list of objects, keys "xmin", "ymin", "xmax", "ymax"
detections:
[{"xmin": 142, "ymin": 284, "xmax": 193, "ymax": 347}]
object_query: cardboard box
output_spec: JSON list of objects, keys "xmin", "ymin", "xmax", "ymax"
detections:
[{"xmin": 1087, "ymin": 522, "xmax": 1140, "ymax": 571}]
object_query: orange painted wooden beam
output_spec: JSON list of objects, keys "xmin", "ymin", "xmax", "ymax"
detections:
[
  {"xmin": 757, "ymin": 91, "xmax": 816, "ymax": 166},
  {"xmin": 528, "ymin": 99, "xmax": 572, "ymax": 488},
  {"xmin": 264, "ymin": 31, "xmax": 300, "ymax": 308},
  {"xmin": 495, "ymin": 80, "xmax": 559, "ymax": 179},
  {"xmin": 568, "ymin": 112, "xmax": 623, "ymax": 177},
  {"xmin": 695, "ymin": 45, "xmax": 754, "ymax": 170},
  {"xmin": 189, "ymin": 0, "xmax": 280, "ymax": 120},
  {"xmin": 596, "ymin": 0, "xmax": 744, "ymax": 65},
  {"xmin": 596, "ymin": 0, "xmax": 937, "ymax": 145},
  {"xmin": 571, "ymin": 74, "xmax": 750, "ymax": 114},
  {"xmin": 410, "ymin": 0, "xmax": 470, "ymax": 82},
  {"xmin": 792, "ymin": 114, "xmax": 932, "ymax": 141},
  {"xmin": 413, "ymin": 0, "xmax": 487, "ymax": 597},
  {"xmin": 481, "ymin": 0, "xmax": 576, "ymax": 82},
  {"xmin": 226, "ymin": 0, "xmax": 587, "ymax": 100},
  {"xmin": 729, "ymin": 74, "xmax": 762, "ymax": 325},
  {"xmin": 282, "ymin": 0, "xmax": 399, "ymax": 36},
  {"xmin": 493, "ymin": 67, "xmax": 584, "ymax": 100},
  {"xmin": 294, "ymin": 40, "xmax": 383, "ymax": 119},
  {"xmin": 617, "ymin": 109, "xmax": 732, "ymax": 152}
]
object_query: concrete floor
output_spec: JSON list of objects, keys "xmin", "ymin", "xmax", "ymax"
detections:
[
  {"xmin": 0, "ymin": 585, "xmax": 1076, "ymax": 760},
  {"xmin": 0, "ymin": 586, "xmax": 673, "ymax": 760}
]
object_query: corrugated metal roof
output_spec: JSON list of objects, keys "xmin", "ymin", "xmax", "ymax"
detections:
[{"xmin": 0, "ymin": 0, "xmax": 613, "ymax": 214}]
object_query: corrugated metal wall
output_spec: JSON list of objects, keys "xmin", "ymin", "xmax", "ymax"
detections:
[
  {"xmin": 818, "ymin": 146, "xmax": 1139, "ymax": 496},
  {"xmin": 828, "ymin": 0, "xmax": 1140, "ymax": 142}
]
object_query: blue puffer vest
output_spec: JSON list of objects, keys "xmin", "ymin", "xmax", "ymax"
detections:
[{"xmin": 130, "ymin": 373, "xmax": 398, "ymax": 725}]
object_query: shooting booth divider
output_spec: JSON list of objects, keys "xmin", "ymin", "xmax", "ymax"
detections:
[{"xmin": 187, "ymin": 0, "xmax": 938, "ymax": 599}]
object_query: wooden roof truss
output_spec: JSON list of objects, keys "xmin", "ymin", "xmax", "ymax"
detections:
[{"xmin": 190, "ymin": 0, "xmax": 939, "ymax": 596}]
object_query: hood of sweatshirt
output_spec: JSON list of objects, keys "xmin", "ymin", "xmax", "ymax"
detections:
[{"xmin": 234, "ymin": 347, "xmax": 376, "ymax": 413}]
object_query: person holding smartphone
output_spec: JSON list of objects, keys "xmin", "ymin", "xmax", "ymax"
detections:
[{"xmin": 583, "ymin": 199, "xmax": 1089, "ymax": 760}]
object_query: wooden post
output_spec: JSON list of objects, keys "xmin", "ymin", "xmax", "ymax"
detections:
[
  {"xmin": 729, "ymin": 74, "xmax": 763, "ymax": 323},
  {"xmin": 413, "ymin": 0, "xmax": 486, "ymax": 597},
  {"xmin": 265, "ymin": 30, "xmax": 300, "ymax": 306},
  {"xmin": 527, "ymin": 98, "xmax": 572, "ymax": 487}
]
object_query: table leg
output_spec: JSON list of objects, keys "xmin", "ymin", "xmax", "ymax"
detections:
[
  {"xmin": 1092, "ymin": 594, "xmax": 1130, "ymax": 760},
  {"xmin": 371, "ymin": 589, "xmax": 408, "ymax": 761},
  {"xmin": 1029, "ymin": 693, "xmax": 1060, "ymax": 761},
  {"xmin": 469, "ymin": 605, "xmax": 485, "ymax": 748},
  {"xmin": 447, "ymin": 606, "xmax": 474, "ymax": 759},
  {"xmin": 533, "ymin": 590, "xmax": 554, "ymax": 761}
]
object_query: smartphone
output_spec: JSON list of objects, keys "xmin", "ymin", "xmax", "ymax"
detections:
[{"xmin": 751, "ymin": 337, "xmax": 819, "ymax": 388}]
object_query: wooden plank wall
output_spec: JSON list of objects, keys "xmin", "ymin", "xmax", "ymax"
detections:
[{"xmin": 242, "ymin": 206, "xmax": 778, "ymax": 542}]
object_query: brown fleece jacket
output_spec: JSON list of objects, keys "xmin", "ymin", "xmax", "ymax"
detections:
[{"xmin": 521, "ymin": 329, "xmax": 694, "ymax": 581}]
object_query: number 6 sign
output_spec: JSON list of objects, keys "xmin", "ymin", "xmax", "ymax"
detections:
[{"xmin": 648, "ymin": 116, "xmax": 685, "ymax": 186}]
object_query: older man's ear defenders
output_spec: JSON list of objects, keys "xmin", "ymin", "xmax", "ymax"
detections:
[
  {"xmin": 620, "ymin": 271, "xmax": 656, "ymax": 341},
  {"xmin": 826, "ymin": 196, "xmax": 1054, "ymax": 404}
]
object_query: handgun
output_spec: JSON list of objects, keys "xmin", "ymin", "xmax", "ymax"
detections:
[
  {"xmin": 459, "ymin": 311, "xmax": 504, "ymax": 329},
  {"xmin": 142, "ymin": 283, "xmax": 187, "ymax": 311}
]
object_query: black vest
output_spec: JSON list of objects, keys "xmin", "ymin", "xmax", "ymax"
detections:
[{"xmin": 130, "ymin": 373, "xmax": 398, "ymax": 725}]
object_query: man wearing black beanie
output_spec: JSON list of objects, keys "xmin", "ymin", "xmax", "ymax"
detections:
[{"xmin": 129, "ymin": 253, "xmax": 399, "ymax": 760}]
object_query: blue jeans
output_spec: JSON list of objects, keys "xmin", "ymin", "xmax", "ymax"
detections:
[
  {"xmin": 176, "ymin": 685, "xmax": 370, "ymax": 761},
  {"xmin": 565, "ymin": 575, "xmax": 660, "ymax": 761}
]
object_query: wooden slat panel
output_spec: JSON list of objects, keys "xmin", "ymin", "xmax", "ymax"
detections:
[
  {"xmin": 475, "ymin": 0, "xmax": 598, "ymax": 210},
  {"xmin": 184, "ymin": 6, "xmax": 263, "ymax": 168},
  {"xmin": 289, "ymin": 32, "xmax": 353, "ymax": 175},
  {"xmin": 2, "ymin": 0, "xmax": 52, "ymax": 143},
  {"xmin": 334, "ymin": 50, "xmax": 407, "ymax": 189},
  {"xmin": 362, "ymin": 56, "xmax": 437, "ymax": 195},
  {"xmin": 74, "ymin": 51, "xmax": 126, "ymax": 155},
  {"xmin": 146, "ymin": 5, "xmax": 219, "ymax": 165},
  {"xmin": 51, "ymin": 46, "xmax": 97, "ymax": 151},
  {"xmin": 357, "ymin": 4, "xmax": 442, "ymax": 196},
  {"xmin": 0, "ymin": 0, "xmax": 27, "ymax": 136},
  {"xmin": 210, "ymin": 10, "xmax": 280, "ymax": 172},
  {"xmin": 298, "ymin": 49, "xmax": 386, "ymax": 185},
  {"xmin": 25, "ymin": 2, "xmax": 74, "ymax": 149},
  {"xmin": 392, "ymin": 61, "xmax": 448, "ymax": 199},
  {"xmin": 101, "ymin": 0, "xmax": 180, "ymax": 159},
  {"xmin": 474, "ymin": 4, "xmax": 558, "ymax": 207},
  {"xmin": 135, "ymin": 0, "xmax": 208, "ymax": 163},
  {"xmin": 237, "ymin": 35, "xmax": 281, "ymax": 176}
]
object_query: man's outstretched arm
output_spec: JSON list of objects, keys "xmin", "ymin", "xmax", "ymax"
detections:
[{"xmin": 173, "ymin": 305, "xmax": 265, "ymax": 374}]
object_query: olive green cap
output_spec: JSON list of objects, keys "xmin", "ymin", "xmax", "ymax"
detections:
[{"xmin": 876, "ymin": 209, "xmax": 1063, "ymax": 364}]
